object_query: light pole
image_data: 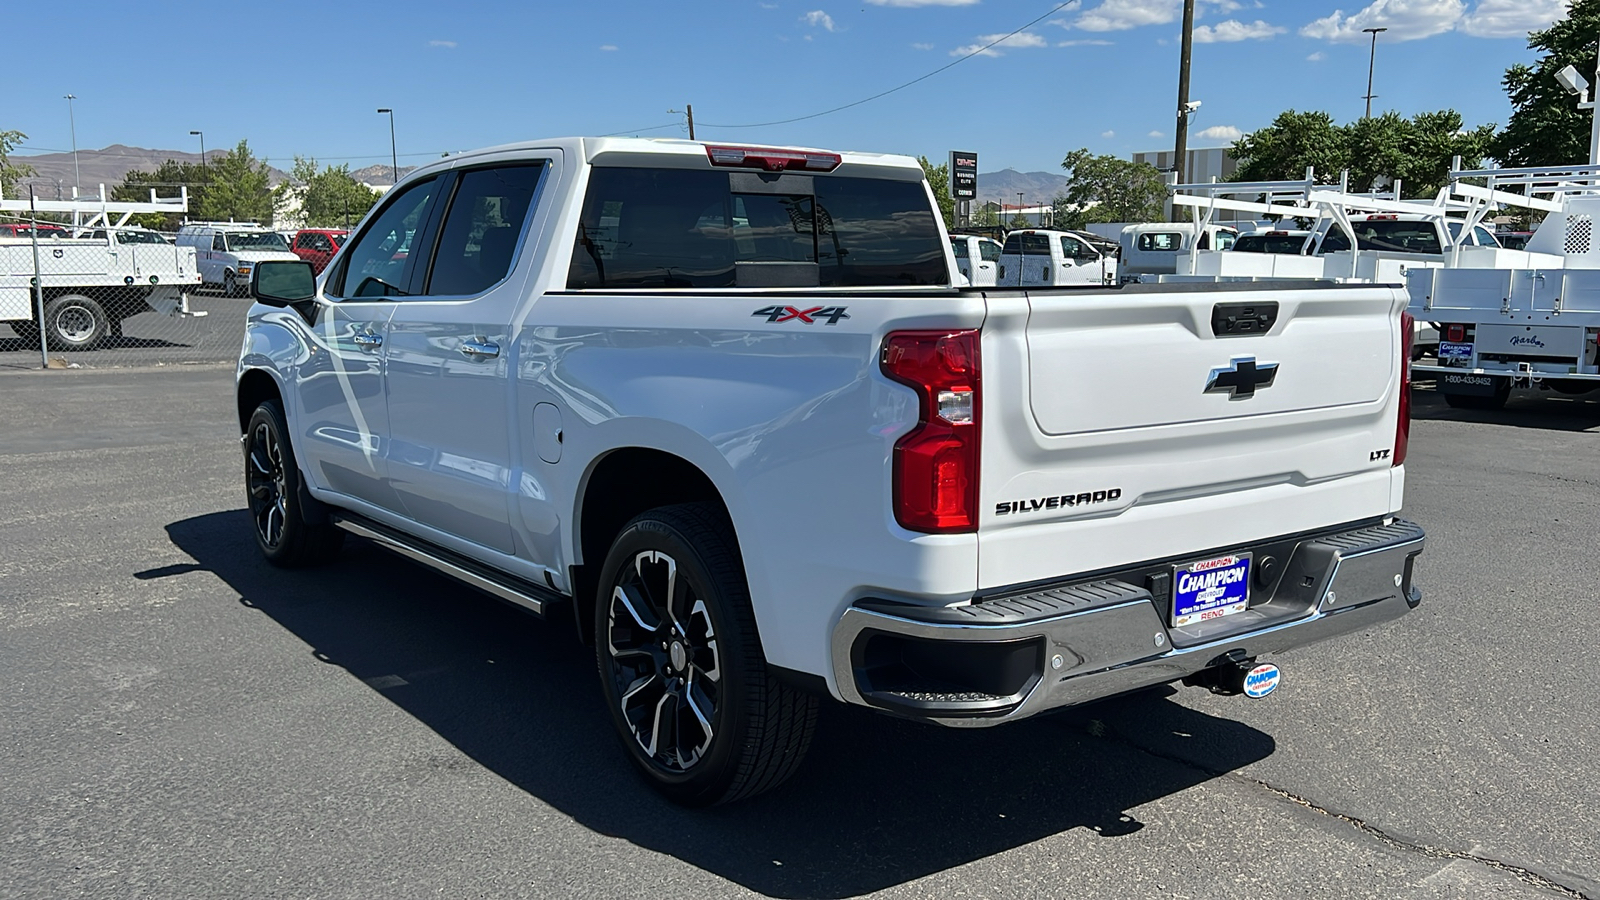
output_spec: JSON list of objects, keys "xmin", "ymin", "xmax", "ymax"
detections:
[
  {"xmin": 63, "ymin": 94, "xmax": 80, "ymax": 192},
  {"xmin": 1173, "ymin": 0, "xmax": 1196, "ymax": 185},
  {"xmin": 1362, "ymin": 27, "xmax": 1388, "ymax": 119},
  {"xmin": 1017, "ymin": 192, "xmax": 1025, "ymax": 225},
  {"xmin": 1555, "ymin": 59, "xmax": 1600, "ymax": 165},
  {"xmin": 190, "ymin": 130, "xmax": 206, "ymax": 170},
  {"xmin": 377, "ymin": 108, "xmax": 398, "ymax": 187}
]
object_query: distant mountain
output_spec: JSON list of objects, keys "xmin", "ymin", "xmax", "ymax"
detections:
[
  {"xmin": 12, "ymin": 145, "xmax": 289, "ymax": 198},
  {"xmin": 350, "ymin": 163, "xmax": 418, "ymax": 186},
  {"xmin": 975, "ymin": 169, "xmax": 1070, "ymax": 207}
]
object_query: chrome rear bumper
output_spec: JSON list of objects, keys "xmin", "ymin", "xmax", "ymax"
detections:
[{"xmin": 831, "ymin": 519, "xmax": 1425, "ymax": 727}]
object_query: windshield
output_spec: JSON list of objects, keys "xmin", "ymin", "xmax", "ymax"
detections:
[
  {"xmin": 1234, "ymin": 234, "xmax": 1311, "ymax": 254},
  {"xmin": 228, "ymin": 232, "xmax": 290, "ymax": 251},
  {"xmin": 1321, "ymin": 220, "xmax": 1441, "ymax": 254}
]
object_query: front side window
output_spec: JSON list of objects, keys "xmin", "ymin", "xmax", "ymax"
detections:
[
  {"xmin": 978, "ymin": 239, "xmax": 1002, "ymax": 262},
  {"xmin": 427, "ymin": 164, "xmax": 544, "ymax": 296},
  {"xmin": 1137, "ymin": 232, "xmax": 1182, "ymax": 252},
  {"xmin": 1060, "ymin": 236, "xmax": 1084, "ymax": 258},
  {"xmin": 212, "ymin": 234, "xmax": 226, "ymax": 252},
  {"xmin": 566, "ymin": 168, "xmax": 947, "ymax": 289},
  {"xmin": 1214, "ymin": 231, "xmax": 1237, "ymax": 250},
  {"xmin": 330, "ymin": 177, "xmax": 439, "ymax": 298}
]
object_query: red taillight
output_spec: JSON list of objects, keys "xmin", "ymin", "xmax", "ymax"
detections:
[
  {"xmin": 705, "ymin": 144, "xmax": 841, "ymax": 172},
  {"xmin": 1445, "ymin": 323, "xmax": 1466, "ymax": 343},
  {"xmin": 881, "ymin": 330, "xmax": 981, "ymax": 533},
  {"xmin": 1395, "ymin": 311, "xmax": 1412, "ymax": 467}
]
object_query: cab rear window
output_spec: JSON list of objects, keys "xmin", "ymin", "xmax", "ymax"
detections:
[
  {"xmin": 1001, "ymin": 233, "xmax": 1052, "ymax": 255},
  {"xmin": 1321, "ymin": 220, "xmax": 1441, "ymax": 254},
  {"xmin": 567, "ymin": 168, "xmax": 948, "ymax": 289}
]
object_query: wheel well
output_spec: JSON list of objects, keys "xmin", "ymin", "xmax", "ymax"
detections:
[
  {"xmin": 236, "ymin": 369, "xmax": 282, "ymax": 433},
  {"xmin": 573, "ymin": 448, "xmax": 729, "ymax": 644}
]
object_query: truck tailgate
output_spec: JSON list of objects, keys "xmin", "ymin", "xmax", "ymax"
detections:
[{"xmin": 977, "ymin": 284, "xmax": 1407, "ymax": 590}]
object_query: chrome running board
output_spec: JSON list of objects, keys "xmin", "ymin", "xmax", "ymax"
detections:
[{"xmin": 330, "ymin": 514, "xmax": 563, "ymax": 617}]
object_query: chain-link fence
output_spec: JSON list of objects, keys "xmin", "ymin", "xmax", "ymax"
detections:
[{"xmin": 1, "ymin": 212, "xmax": 249, "ymax": 370}]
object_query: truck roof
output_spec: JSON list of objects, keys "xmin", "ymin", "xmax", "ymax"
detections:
[{"xmin": 410, "ymin": 137, "xmax": 925, "ymax": 184}]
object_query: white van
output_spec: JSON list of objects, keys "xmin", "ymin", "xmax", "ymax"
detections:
[
  {"xmin": 176, "ymin": 223, "xmax": 300, "ymax": 296},
  {"xmin": 996, "ymin": 229, "xmax": 1117, "ymax": 287},
  {"xmin": 1119, "ymin": 222, "xmax": 1238, "ymax": 281},
  {"xmin": 949, "ymin": 234, "xmax": 1003, "ymax": 286}
]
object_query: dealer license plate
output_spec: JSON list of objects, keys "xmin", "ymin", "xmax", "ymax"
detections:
[
  {"xmin": 1172, "ymin": 553, "xmax": 1251, "ymax": 627},
  {"xmin": 1438, "ymin": 341, "xmax": 1473, "ymax": 360}
]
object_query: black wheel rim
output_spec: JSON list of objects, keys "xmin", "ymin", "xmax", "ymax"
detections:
[
  {"xmin": 246, "ymin": 421, "xmax": 289, "ymax": 549},
  {"xmin": 605, "ymin": 550, "xmax": 722, "ymax": 774}
]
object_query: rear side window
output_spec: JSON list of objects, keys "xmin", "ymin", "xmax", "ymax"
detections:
[
  {"xmin": 1137, "ymin": 232, "xmax": 1182, "ymax": 252},
  {"xmin": 1001, "ymin": 233, "xmax": 1052, "ymax": 255},
  {"xmin": 567, "ymin": 167, "xmax": 947, "ymax": 289},
  {"xmin": 426, "ymin": 164, "xmax": 543, "ymax": 296}
]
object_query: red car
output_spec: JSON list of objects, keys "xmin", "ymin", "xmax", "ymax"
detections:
[
  {"xmin": 0, "ymin": 223, "xmax": 70, "ymax": 239},
  {"xmin": 289, "ymin": 229, "xmax": 348, "ymax": 275}
]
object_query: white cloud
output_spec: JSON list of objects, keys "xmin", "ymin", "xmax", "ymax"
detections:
[
  {"xmin": 1193, "ymin": 19, "xmax": 1284, "ymax": 41},
  {"xmin": 1074, "ymin": 0, "xmax": 1181, "ymax": 32},
  {"xmin": 866, "ymin": 0, "xmax": 980, "ymax": 5},
  {"xmin": 1460, "ymin": 0, "xmax": 1566, "ymax": 38},
  {"xmin": 1067, "ymin": 0, "xmax": 1236, "ymax": 32},
  {"xmin": 599, "ymin": 44, "xmax": 619, "ymax": 51},
  {"xmin": 950, "ymin": 31, "xmax": 1049, "ymax": 57},
  {"xmin": 1149, "ymin": 130, "xmax": 1165, "ymax": 138},
  {"xmin": 912, "ymin": 41, "xmax": 935, "ymax": 49},
  {"xmin": 1196, "ymin": 124, "xmax": 1243, "ymax": 140},
  {"xmin": 1307, "ymin": 50, "xmax": 1326, "ymax": 61},
  {"xmin": 1301, "ymin": 0, "xmax": 1464, "ymax": 43},
  {"xmin": 1059, "ymin": 38, "xmax": 1114, "ymax": 46},
  {"xmin": 760, "ymin": 2, "xmax": 779, "ymax": 7},
  {"xmin": 801, "ymin": 9, "xmax": 837, "ymax": 30},
  {"xmin": 1102, "ymin": 130, "xmax": 1116, "ymax": 138},
  {"xmin": 427, "ymin": 40, "xmax": 457, "ymax": 48}
]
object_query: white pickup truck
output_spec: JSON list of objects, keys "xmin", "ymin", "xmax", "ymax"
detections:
[
  {"xmin": 996, "ymin": 228, "xmax": 1118, "ymax": 286},
  {"xmin": 237, "ymin": 137, "xmax": 1425, "ymax": 806}
]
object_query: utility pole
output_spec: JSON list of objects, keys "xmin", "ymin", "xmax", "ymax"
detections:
[
  {"xmin": 669, "ymin": 105, "xmax": 697, "ymax": 140},
  {"xmin": 64, "ymin": 94, "xmax": 80, "ymax": 192},
  {"xmin": 377, "ymin": 109, "xmax": 398, "ymax": 187},
  {"xmin": 1173, "ymin": 0, "xmax": 1195, "ymax": 185},
  {"xmin": 1363, "ymin": 27, "xmax": 1388, "ymax": 119}
]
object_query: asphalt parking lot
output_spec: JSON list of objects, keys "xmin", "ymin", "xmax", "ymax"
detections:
[{"xmin": 1, "ymin": 366, "xmax": 1596, "ymax": 900}]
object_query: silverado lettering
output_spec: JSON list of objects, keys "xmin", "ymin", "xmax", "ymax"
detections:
[{"xmin": 995, "ymin": 489, "xmax": 1123, "ymax": 516}]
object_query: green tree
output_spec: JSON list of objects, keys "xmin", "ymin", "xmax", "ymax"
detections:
[
  {"xmin": 917, "ymin": 156, "xmax": 956, "ymax": 229},
  {"xmin": 1231, "ymin": 109, "xmax": 1496, "ymax": 198},
  {"xmin": 277, "ymin": 157, "xmax": 381, "ymax": 229},
  {"xmin": 973, "ymin": 203, "xmax": 999, "ymax": 227},
  {"xmin": 1057, "ymin": 148, "xmax": 1167, "ymax": 227},
  {"xmin": 1492, "ymin": 1, "xmax": 1600, "ymax": 167},
  {"xmin": 198, "ymin": 139, "xmax": 274, "ymax": 223},
  {"xmin": 1009, "ymin": 211, "xmax": 1032, "ymax": 229},
  {"xmin": 1228, "ymin": 110, "xmax": 1348, "ymax": 183},
  {"xmin": 1, "ymin": 130, "xmax": 35, "ymax": 200},
  {"xmin": 114, "ymin": 159, "xmax": 210, "ymax": 230}
]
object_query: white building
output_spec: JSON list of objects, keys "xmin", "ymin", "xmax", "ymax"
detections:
[{"xmin": 1132, "ymin": 146, "xmax": 1239, "ymax": 183}]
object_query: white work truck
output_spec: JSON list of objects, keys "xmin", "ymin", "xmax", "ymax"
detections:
[
  {"xmin": 1409, "ymin": 164, "xmax": 1600, "ymax": 408},
  {"xmin": 996, "ymin": 228, "xmax": 1118, "ymax": 286},
  {"xmin": 949, "ymin": 233, "xmax": 1002, "ymax": 286},
  {"xmin": 237, "ymin": 137, "xmax": 1425, "ymax": 806}
]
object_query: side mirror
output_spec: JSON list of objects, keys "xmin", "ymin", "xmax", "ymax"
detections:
[{"xmin": 252, "ymin": 260, "xmax": 317, "ymax": 306}]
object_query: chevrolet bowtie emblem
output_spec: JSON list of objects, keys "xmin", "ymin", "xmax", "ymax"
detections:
[{"xmin": 1206, "ymin": 356, "xmax": 1279, "ymax": 399}]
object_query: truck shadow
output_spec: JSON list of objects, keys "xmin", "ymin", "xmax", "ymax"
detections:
[
  {"xmin": 164, "ymin": 510, "xmax": 1276, "ymax": 899},
  {"xmin": 1410, "ymin": 382, "xmax": 1600, "ymax": 432}
]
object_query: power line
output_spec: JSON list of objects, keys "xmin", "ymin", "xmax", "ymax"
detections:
[{"xmin": 699, "ymin": 0, "xmax": 1081, "ymax": 130}]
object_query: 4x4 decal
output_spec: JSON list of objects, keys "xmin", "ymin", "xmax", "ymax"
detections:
[{"xmin": 752, "ymin": 305, "xmax": 850, "ymax": 325}]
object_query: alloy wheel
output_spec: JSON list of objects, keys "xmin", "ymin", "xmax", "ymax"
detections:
[
  {"xmin": 247, "ymin": 421, "xmax": 289, "ymax": 549},
  {"xmin": 605, "ymin": 550, "xmax": 723, "ymax": 773}
]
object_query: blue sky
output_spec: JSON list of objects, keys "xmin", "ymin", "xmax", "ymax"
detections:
[{"xmin": 4, "ymin": 0, "xmax": 1573, "ymax": 175}]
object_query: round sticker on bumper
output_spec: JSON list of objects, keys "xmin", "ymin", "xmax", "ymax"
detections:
[{"xmin": 1243, "ymin": 663, "xmax": 1280, "ymax": 698}]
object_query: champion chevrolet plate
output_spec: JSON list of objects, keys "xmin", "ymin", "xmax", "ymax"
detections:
[{"xmin": 1172, "ymin": 552, "xmax": 1251, "ymax": 627}]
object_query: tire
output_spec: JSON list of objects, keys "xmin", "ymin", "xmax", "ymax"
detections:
[
  {"xmin": 43, "ymin": 293, "xmax": 110, "ymax": 350},
  {"xmin": 225, "ymin": 272, "xmax": 241, "ymax": 298},
  {"xmin": 244, "ymin": 400, "xmax": 346, "ymax": 567},
  {"xmin": 595, "ymin": 502, "xmax": 817, "ymax": 806}
]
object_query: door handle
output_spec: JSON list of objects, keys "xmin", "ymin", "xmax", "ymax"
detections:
[
  {"xmin": 459, "ymin": 338, "xmax": 500, "ymax": 359},
  {"xmin": 352, "ymin": 330, "xmax": 382, "ymax": 350}
]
